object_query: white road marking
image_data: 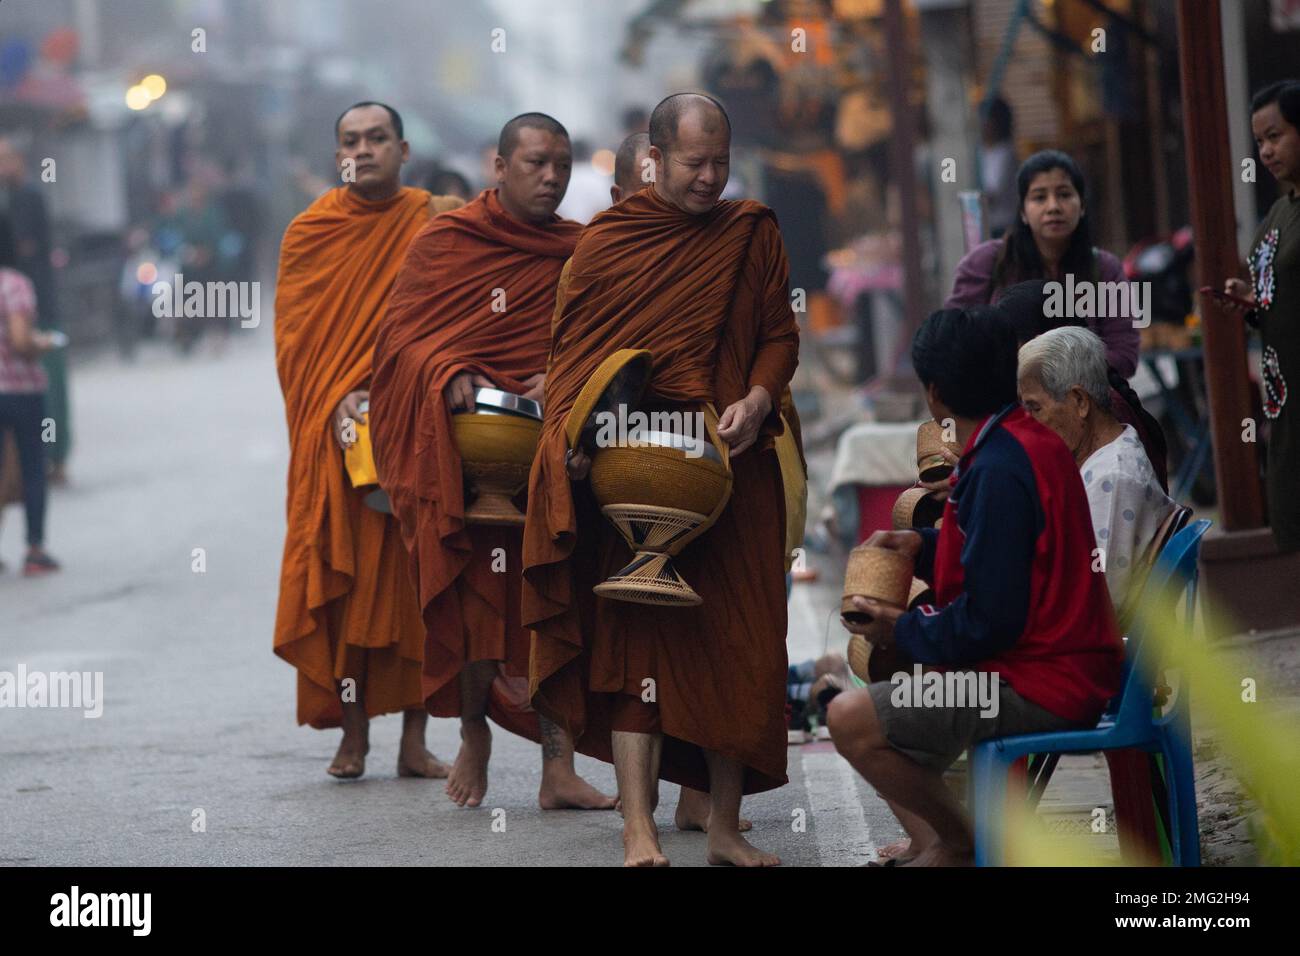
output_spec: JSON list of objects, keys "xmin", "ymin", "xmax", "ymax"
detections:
[{"xmin": 800, "ymin": 748, "xmax": 877, "ymax": 866}]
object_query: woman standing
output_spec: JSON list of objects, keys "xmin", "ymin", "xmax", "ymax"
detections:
[
  {"xmin": 0, "ymin": 212, "xmax": 59, "ymax": 574},
  {"xmin": 946, "ymin": 150, "xmax": 1139, "ymax": 378},
  {"xmin": 1224, "ymin": 81, "xmax": 1300, "ymax": 552}
]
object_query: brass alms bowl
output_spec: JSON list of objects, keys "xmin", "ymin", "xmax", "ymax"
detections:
[{"xmin": 452, "ymin": 389, "xmax": 543, "ymax": 526}]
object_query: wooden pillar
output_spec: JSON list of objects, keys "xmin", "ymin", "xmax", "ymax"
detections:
[
  {"xmin": 883, "ymin": 0, "xmax": 926, "ymax": 380},
  {"xmin": 1175, "ymin": 0, "xmax": 1264, "ymax": 530}
]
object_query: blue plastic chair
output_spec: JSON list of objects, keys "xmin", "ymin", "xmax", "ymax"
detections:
[{"xmin": 969, "ymin": 519, "xmax": 1211, "ymax": 866}]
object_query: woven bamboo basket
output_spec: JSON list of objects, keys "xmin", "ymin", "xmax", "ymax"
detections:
[
  {"xmin": 453, "ymin": 413, "xmax": 542, "ymax": 526},
  {"xmin": 589, "ymin": 432, "xmax": 731, "ymax": 607},
  {"xmin": 891, "ymin": 486, "xmax": 945, "ymax": 530},
  {"xmin": 846, "ymin": 575, "xmax": 932, "ymax": 683},
  {"xmin": 916, "ymin": 419, "xmax": 961, "ymax": 482},
  {"xmin": 841, "ymin": 544, "xmax": 913, "ymax": 623},
  {"xmin": 847, "ymin": 633, "xmax": 877, "ymax": 683}
]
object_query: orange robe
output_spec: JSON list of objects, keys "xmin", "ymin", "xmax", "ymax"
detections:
[
  {"xmin": 522, "ymin": 187, "xmax": 800, "ymax": 794},
  {"xmin": 272, "ymin": 186, "xmax": 461, "ymax": 728},
  {"xmin": 370, "ymin": 189, "xmax": 581, "ymax": 740}
]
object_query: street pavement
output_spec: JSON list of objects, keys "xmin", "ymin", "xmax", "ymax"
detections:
[{"xmin": 0, "ymin": 329, "xmax": 904, "ymax": 867}]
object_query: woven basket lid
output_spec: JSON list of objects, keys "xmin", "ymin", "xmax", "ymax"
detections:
[
  {"xmin": 843, "ymin": 544, "xmax": 913, "ymax": 608},
  {"xmin": 564, "ymin": 349, "xmax": 653, "ymax": 454}
]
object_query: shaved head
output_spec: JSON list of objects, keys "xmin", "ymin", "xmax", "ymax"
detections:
[
  {"xmin": 613, "ymin": 132, "xmax": 651, "ymax": 196},
  {"xmin": 648, "ymin": 93, "xmax": 731, "ymax": 156},
  {"xmin": 498, "ymin": 112, "xmax": 570, "ymax": 160},
  {"xmin": 334, "ymin": 101, "xmax": 403, "ymax": 142}
]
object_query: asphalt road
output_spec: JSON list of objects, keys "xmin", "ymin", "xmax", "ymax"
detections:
[{"xmin": 0, "ymin": 330, "xmax": 900, "ymax": 866}]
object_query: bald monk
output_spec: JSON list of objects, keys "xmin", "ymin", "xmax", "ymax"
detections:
[
  {"xmin": 524, "ymin": 93, "xmax": 799, "ymax": 866},
  {"xmin": 273, "ymin": 101, "xmax": 461, "ymax": 779},
  {"xmin": 370, "ymin": 113, "xmax": 615, "ymax": 812},
  {"xmin": 606, "ymin": 130, "xmax": 766, "ymax": 835}
]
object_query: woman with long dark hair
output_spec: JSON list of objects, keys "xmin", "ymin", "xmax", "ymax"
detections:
[
  {"xmin": 1223, "ymin": 81, "xmax": 1300, "ymax": 552},
  {"xmin": 946, "ymin": 150, "xmax": 1139, "ymax": 378},
  {"xmin": 0, "ymin": 212, "xmax": 59, "ymax": 574}
]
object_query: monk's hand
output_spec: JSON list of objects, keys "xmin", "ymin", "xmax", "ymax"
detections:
[
  {"xmin": 863, "ymin": 529, "xmax": 923, "ymax": 562},
  {"xmin": 520, "ymin": 373, "xmax": 546, "ymax": 407},
  {"xmin": 445, "ymin": 372, "xmax": 496, "ymax": 412},
  {"xmin": 565, "ymin": 447, "xmax": 591, "ymax": 481},
  {"xmin": 333, "ymin": 390, "xmax": 369, "ymax": 450},
  {"xmin": 916, "ymin": 448, "xmax": 959, "ymax": 500},
  {"xmin": 717, "ymin": 386, "xmax": 773, "ymax": 456}
]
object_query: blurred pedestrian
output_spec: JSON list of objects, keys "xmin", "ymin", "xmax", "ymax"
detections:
[
  {"xmin": 424, "ymin": 165, "xmax": 473, "ymax": 201},
  {"xmin": 0, "ymin": 212, "xmax": 59, "ymax": 575},
  {"xmin": 980, "ymin": 96, "xmax": 1018, "ymax": 239},
  {"xmin": 1223, "ymin": 80, "xmax": 1300, "ymax": 552},
  {"xmin": 555, "ymin": 139, "xmax": 610, "ymax": 224},
  {"xmin": 945, "ymin": 150, "xmax": 1140, "ymax": 378},
  {"xmin": 0, "ymin": 136, "xmax": 70, "ymax": 483}
]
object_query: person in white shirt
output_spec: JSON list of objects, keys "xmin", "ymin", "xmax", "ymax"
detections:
[{"xmin": 1017, "ymin": 326, "xmax": 1175, "ymax": 612}]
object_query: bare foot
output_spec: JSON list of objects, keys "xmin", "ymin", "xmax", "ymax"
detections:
[
  {"xmin": 397, "ymin": 742, "xmax": 452, "ymax": 779},
  {"xmin": 327, "ymin": 734, "xmax": 369, "ymax": 779},
  {"xmin": 623, "ymin": 817, "xmax": 670, "ymax": 867},
  {"xmin": 445, "ymin": 718, "xmax": 491, "ymax": 807},
  {"xmin": 707, "ymin": 831, "xmax": 780, "ymax": 867},
  {"xmin": 539, "ymin": 771, "xmax": 617, "ymax": 810},
  {"xmin": 876, "ymin": 838, "xmax": 913, "ymax": 861},
  {"xmin": 900, "ymin": 843, "xmax": 974, "ymax": 867},
  {"xmin": 673, "ymin": 788, "xmax": 752, "ymax": 832}
]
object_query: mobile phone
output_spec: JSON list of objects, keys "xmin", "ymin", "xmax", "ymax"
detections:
[
  {"xmin": 46, "ymin": 330, "xmax": 70, "ymax": 349},
  {"xmin": 1199, "ymin": 286, "xmax": 1256, "ymax": 310}
]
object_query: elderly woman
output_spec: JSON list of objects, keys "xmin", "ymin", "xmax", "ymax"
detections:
[{"xmin": 1017, "ymin": 327, "xmax": 1175, "ymax": 613}]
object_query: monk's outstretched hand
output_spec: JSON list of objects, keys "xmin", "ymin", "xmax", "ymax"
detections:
[
  {"xmin": 717, "ymin": 386, "xmax": 772, "ymax": 456},
  {"xmin": 333, "ymin": 390, "xmax": 369, "ymax": 450},
  {"xmin": 445, "ymin": 372, "xmax": 496, "ymax": 412}
]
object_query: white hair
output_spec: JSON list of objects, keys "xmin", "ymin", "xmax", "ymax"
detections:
[{"xmin": 1017, "ymin": 326, "xmax": 1112, "ymax": 411}]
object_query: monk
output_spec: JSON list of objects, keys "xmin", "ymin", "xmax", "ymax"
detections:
[
  {"xmin": 273, "ymin": 101, "xmax": 461, "ymax": 779},
  {"xmin": 524, "ymin": 93, "xmax": 799, "ymax": 866},
  {"xmin": 606, "ymin": 130, "xmax": 777, "ymax": 836},
  {"xmin": 370, "ymin": 113, "xmax": 615, "ymax": 812}
]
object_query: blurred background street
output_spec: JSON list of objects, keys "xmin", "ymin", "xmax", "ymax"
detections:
[{"xmin": 2, "ymin": 0, "xmax": 1300, "ymax": 867}]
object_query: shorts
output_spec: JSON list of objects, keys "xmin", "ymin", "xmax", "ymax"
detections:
[{"xmin": 867, "ymin": 671, "xmax": 1080, "ymax": 772}]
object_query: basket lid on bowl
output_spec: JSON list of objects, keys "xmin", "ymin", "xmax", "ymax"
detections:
[
  {"xmin": 565, "ymin": 349, "xmax": 653, "ymax": 454},
  {"xmin": 465, "ymin": 387, "xmax": 542, "ymax": 421}
]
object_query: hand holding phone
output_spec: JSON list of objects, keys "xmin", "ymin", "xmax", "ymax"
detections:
[{"xmin": 1200, "ymin": 283, "xmax": 1256, "ymax": 312}]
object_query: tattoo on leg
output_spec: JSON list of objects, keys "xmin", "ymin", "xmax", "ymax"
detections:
[{"xmin": 539, "ymin": 716, "xmax": 565, "ymax": 760}]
